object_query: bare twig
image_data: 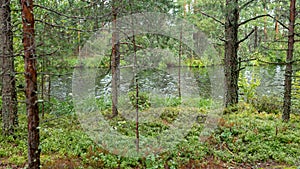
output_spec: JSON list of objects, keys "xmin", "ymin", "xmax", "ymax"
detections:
[
  {"xmin": 197, "ymin": 10, "xmax": 225, "ymax": 26},
  {"xmin": 239, "ymin": 14, "xmax": 270, "ymax": 27},
  {"xmin": 239, "ymin": 0, "xmax": 255, "ymax": 11},
  {"xmin": 34, "ymin": 4, "xmax": 112, "ymax": 20},
  {"xmin": 257, "ymin": 59, "xmax": 286, "ymax": 65},
  {"xmin": 261, "ymin": 45, "xmax": 288, "ymax": 51},
  {"xmin": 35, "ymin": 19, "xmax": 98, "ymax": 32},
  {"xmin": 268, "ymin": 15, "xmax": 289, "ymax": 30},
  {"xmin": 37, "ymin": 49, "xmax": 59, "ymax": 57},
  {"xmin": 237, "ymin": 28, "xmax": 255, "ymax": 44},
  {"xmin": 240, "ymin": 58, "xmax": 256, "ymax": 62}
]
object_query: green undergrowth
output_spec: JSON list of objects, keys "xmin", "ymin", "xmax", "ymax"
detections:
[{"xmin": 0, "ymin": 102, "xmax": 299, "ymax": 168}]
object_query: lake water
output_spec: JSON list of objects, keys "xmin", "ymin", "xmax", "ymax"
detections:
[{"xmin": 51, "ymin": 65, "xmax": 291, "ymax": 103}]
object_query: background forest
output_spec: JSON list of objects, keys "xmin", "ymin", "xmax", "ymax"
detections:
[{"xmin": 0, "ymin": 0, "xmax": 300, "ymax": 168}]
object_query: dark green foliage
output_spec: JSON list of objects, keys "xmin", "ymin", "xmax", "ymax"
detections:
[
  {"xmin": 251, "ymin": 95, "xmax": 282, "ymax": 114},
  {"xmin": 214, "ymin": 110, "xmax": 300, "ymax": 164},
  {"xmin": 2, "ymin": 0, "xmax": 300, "ymax": 168},
  {"xmin": 160, "ymin": 107, "xmax": 180, "ymax": 123},
  {"xmin": 1, "ymin": 101, "xmax": 300, "ymax": 168},
  {"xmin": 128, "ymin": 91, "xmax": 151, "ymax": 111}
]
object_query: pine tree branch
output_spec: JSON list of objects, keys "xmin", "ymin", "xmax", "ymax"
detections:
[
  {"xmin": 35, "ymin": 19, "xmax": 100, "ymax": 32},
  {"xmin": 268, "ymin": 15, "xmax": 289, "ymax": 30},
  {"xmin": 34, "ymin": 4, "xmax": 111, "ymax": 20},
  {"xmin": 238, "ymin": 14, "xmax": 270, "ymax": 27},
  {"xmin": 237, "ymin": 28, "xmax": 255, "ymax": 44},
  {"xmin": 197, "ymin": 10, "xmax": 225, "ymax": 26},
  {"xmin": 219, "ymin": 38, "xmax": 226, "ymax": 42},
  {"xmin": 261, "ymin": 45, "xmax": 288, "ymax": 51},
  {"xmin": 239, "ymin": 0, "xmax": 255, "ymax": 11},
  {"xmin": 261, "ymin": 59, "xmax": 300, "ymax": 65},
  {"xmin": 257, "ymin": 59, "xmax": 286, "ymax": 65},
  {"xmin": 240, "ymin": 58, "xmax": 256, "ymax": 62}
]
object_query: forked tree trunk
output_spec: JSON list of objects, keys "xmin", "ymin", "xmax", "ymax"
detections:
[
  {"xmin": 224, "ymin": 0, "xmax": 239, "ymax": 107},
  {"xmin": 1, "ymin": 0, "xmax": 18, "ymax": 136},
  {"xmin": 283, "ymin": 0, "xmax": 296, "ymax": 121},
  {"xmin": 21, "ymin": 0, "xmax": 40, "ymax": 168}
]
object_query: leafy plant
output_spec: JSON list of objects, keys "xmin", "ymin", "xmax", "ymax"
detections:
[
  {"xmin": 239, "ymin": 71, "xmax": 260, "ymax": 103},
  {"xmin": 128, "ymin": 91, "xmax": 151, "ymax": 111},
  {"xmin": 251, "ymin": 95, "xmax": 282, "ymax": 114},
  {"xmin": 49, "ymin": 97, "xmax": 74, "ymax": 115},
  {"xmin": 292, "ymin": 71, "xmax": 300, "ymax": 113},
  {"xmin": 160, "ymin": 107, "xmax": 180, "ymax": 123},
  {"xmin": 185, "ymin": 58, "xmax": 204, "ymax": 67},
  {"xmin": 165, "ymin": 96, "xmax": 181, "ymax": 107}
]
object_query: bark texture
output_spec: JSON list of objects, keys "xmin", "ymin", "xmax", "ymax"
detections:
[
  {"xmin": 1, "ymin": 0, "xmax": 18, "ymax": 135},
  {"xmin": 21, "ymin": 0, "xmax": 40, "ymax": 168},
  {"xmin": 283, "ymin": 0, "xmax": 296, "ymax": 121},
  {"xmin": 111, "ymin": 0, "xmax": 120, "ymax": 117},
  {"xmin": 224, "ymin": 0, "xmax": 239, "ymax": 107}
]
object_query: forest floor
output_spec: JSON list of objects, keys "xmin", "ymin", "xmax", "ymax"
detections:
[
  {"xmin": 0, "ymin": 157, "xmax": 295, "ymax": 169},
  {"xmin": 0, "ymin": 102, "xmax": 299, "ymax": 169}
]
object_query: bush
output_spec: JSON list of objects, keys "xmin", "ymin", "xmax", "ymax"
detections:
[
  {"xmin": 128, "ymin": 91, "xmax": 151, "ymax": 111},
  {"xmin": 238, "ymin": 71, "xmax": 260, "ymax": 103},
  {"xmin": 251, "ymin": 95, "xmax": 282, "ymax": 114}
]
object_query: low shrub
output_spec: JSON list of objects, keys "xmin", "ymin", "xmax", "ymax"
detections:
[
  {"xmin": 128, "ymin": 91, "xmax": 151, "ymax": 111},
  {"xmin": 251, "ymin": 95, "xmax": 282, "ymax": 114}
]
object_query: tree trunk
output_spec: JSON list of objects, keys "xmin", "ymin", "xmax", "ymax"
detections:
[
  {"xmin": 129, "ymin": 0, "xmax": 139, "ymax": 152},
  {"xmin": 283, "ymin": 0, "xmax": 296, "ymax": 121},
  {"xmin": 254, "ymin": 26, "xmax": 258, "ymax": 49},
  {"xmin": 274, "ymin": 15, "xmax": 279, "ymax": 40},
  {"xmin": 224, "ymin": 0, "xmax": 239, "ymax": 107},
  {"xmin": 183, "ymin": 0, "xmax": 187, "ymax": 16},
  {"xmin": 1, "ymin": 0, "xmax": 18, "ymax": 136},
  {"xmin": 47, "ymin": 59, "xmax": 51, "ymax": 102},
  {"xmin": 263, "ymin": 0, "xmax": 268, "ymax": 41},
  {"xmin": 21, "ymin": 0, "xmax": 41, "ymax": 168},
  {"xmin": 178, "ymin": 30, "xmax": 182, "ymax": 98},
  {"xmin": 111, "ymin": 0, "xmax": 120, "ymax": 117}
]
